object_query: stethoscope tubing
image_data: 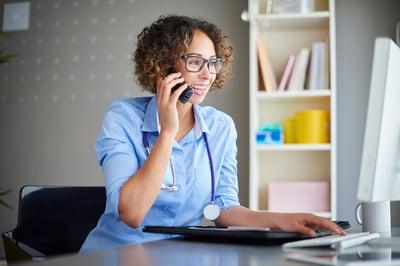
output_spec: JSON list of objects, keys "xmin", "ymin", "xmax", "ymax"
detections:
[
  {"xmin": 142, "ymin": 132, "xmax": 215, "ymax": 203},
  {"xmin": 203, "ymin": 134, "xmax": 215, "ymax": 204},
  {"xmin": 143, "ymin": 133, "xmax": 178, "ymax": 192}
]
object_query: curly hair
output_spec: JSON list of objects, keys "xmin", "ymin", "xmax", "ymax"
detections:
[{"xmin": 133, "ymin": 15, "xmax": 233, "ymax": 93}]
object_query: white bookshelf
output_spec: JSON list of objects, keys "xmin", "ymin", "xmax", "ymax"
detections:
[{"xmin": 248, "ymin": 0, "xmax": 337, "ymax": 219}]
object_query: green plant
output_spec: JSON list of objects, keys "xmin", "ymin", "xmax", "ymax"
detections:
[
  {"xmin": 0, "ymin": 187, "xmax": 12, "ymax": 209},
  {"xmin": 0, "ymin": 32, "xmax": 15, "ymax": 208},
  {"xmin": 0, "ymin": 32, "xmax": 18, "ymax": 64}
]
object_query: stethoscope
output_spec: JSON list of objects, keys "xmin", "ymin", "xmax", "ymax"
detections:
[{"xmin": 143, "ymin": 131, "xmax": 220, "ymax": 221}]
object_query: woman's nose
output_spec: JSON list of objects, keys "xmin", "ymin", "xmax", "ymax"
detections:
[{"xmin": 199, "ymin": 63, "xmax": 213, "ymax": 79}]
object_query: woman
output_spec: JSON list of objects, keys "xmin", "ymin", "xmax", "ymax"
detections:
[{"xmin": 81, "ymin": 15, "xmax": 344, "ymax": 252}]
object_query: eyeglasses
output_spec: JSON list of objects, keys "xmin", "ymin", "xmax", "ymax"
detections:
[{"xmin": 181, "ymin": 54, "xmax": 224, "ymax": 74}]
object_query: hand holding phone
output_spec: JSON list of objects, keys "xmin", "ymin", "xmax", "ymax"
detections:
[
  {"xmin": 168, "ymin": 69, "xmax": 193, "ymax": 103},
  {"xmin": 172, "ymin": 82, "xmax": 193, "ymax": 103}
]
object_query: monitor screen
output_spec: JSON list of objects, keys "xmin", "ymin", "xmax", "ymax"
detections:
[{"xmin": 357, "ymin": 37, "xmax": 400, "ymax": 202}]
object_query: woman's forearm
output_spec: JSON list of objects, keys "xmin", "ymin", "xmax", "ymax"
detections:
[
  {"xmin": 119, "ymin": 132, "xmax": 175, "ymax": 228},
  {"xmin": 215, "ymin": 206, "xmax": 345, "ymax": 236},
  {"xmin": 215, "ymin": 206, "xmax": 276, "ymax": 228}
]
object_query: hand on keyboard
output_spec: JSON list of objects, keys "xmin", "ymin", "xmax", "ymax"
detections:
[
  {"xmin": 269, "ymin": 213, "xmax": 348, "ymax": 237},
  {"xmin": 313, "ymin": 221, "xmax": 351, "ymax": 237}
]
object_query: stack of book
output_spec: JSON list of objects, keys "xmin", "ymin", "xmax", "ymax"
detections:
[{"xmin": 257, "ymin": 39, "xmax": 329, "ymax": 92}]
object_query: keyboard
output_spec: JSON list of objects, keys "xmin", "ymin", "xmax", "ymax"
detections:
[{"xmin": 283, "ymin": 232, "xmax": 380, "ymax": 250}]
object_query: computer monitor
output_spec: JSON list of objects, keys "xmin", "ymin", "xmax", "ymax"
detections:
[{"xmin": 357, "ymin": 37, "xmax": 400, "ymax": 236}]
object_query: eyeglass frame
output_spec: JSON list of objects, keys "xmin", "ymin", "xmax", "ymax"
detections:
[{"xmin": 180, "ymin": 54, "xmax": 224, "ymax": 74}]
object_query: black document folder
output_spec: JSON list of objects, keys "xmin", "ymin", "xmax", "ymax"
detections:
[{"xmin": 143, "ymin": 221, "xmax": 350, "ymax": 245}]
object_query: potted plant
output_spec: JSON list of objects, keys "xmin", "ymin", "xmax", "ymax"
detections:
[
  {"xmin": 0, "ymin": 187, "xmax": 12, "ymax": 209},
  {"xmin": 0, "ymin": 32, "xmax": 18, "ymax": 64},
  {"xmin": 0, "ymin": 32, "xmax": 16, "ymax": 209}
]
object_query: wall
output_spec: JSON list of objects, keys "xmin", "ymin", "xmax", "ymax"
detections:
[
  {"xmin": 0, "ymin": 0, "xmax": 249, "ymax": 255},
  {"xmin": 336, "ymin": 0, "xmax": 400, "ymax": 229}
]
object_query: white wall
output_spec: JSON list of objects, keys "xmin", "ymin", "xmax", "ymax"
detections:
[
  {"xmin": 0, "ymin": 0, "xmax": 249, "ymax": 256},
  {"xmin": 336, "ymin": 0, "xmax": 400, "ymax": 229}
]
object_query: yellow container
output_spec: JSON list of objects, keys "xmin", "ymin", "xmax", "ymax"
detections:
[
  {"xmin": 295, "ymin": 110, "xmax": 330, "ymax": 143},
  {"xmin": 283, "ymin": 118, "xmax": 296, "ymax": 143}
]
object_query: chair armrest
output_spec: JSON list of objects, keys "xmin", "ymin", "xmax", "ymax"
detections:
[{"xmin": 2, "ymin": 231, "xmax": 46, "ymax": 263}]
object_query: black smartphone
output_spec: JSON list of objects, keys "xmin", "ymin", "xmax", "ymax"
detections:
[{"xmin": 168, "ymin": 69, "xmax": 193, "ymax": 103}]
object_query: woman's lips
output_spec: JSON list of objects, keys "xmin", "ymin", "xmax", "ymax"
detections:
[{"xmin": 191, "ymin": 84, "xmax": 208, "ymax": 96}]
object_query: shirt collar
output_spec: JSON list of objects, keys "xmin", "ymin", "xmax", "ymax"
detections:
[
  {"xmin": 193, "ymin": 104, "xmax": 211, "ymax": 137},
  {"xmin": 141, "ymin": 96, "xmax": 211, "ymax": 137},
  {"xmin": 141, "ymin": 96, "xmax": 160, "ymax": 133}
]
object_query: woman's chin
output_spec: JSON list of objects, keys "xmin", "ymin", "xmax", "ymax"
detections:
[
  {"xmin": 190, "ymin": 95, "xmax": 206, "ymax": 104},
  {"xmin": 190, "ymin": 89, "xmax": 209, "ymax": 104}
]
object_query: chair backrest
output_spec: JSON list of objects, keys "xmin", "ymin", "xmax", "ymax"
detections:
[{"xmin": 11, "ymin": 185, "xmax": 106, "ymax": 256}]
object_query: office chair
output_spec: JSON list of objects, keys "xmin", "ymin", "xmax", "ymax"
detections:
[{"xmin": 2, "ymin": 185, "xmax": 106, "ymax": 263}]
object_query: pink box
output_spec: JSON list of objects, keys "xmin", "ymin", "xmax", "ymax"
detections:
[{"xmin": 268, "ymin": 181, "xmax": 330, "ymax": 212}]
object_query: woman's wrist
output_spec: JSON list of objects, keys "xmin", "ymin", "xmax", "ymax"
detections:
[
  {"xmin": 159, "ymin": 131, "xmax": 176, "ymax": 142},
  {"xmin": 264, "ymin": 212, "xmax": 285, "ymax": 229}
]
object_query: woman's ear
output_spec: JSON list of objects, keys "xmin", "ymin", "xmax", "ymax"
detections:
[{"xmin": 166, "ymin": 67, "xmax": 175, "ymax": 76}]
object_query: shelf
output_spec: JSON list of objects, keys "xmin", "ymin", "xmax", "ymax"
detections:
[
  {"xmin": 256, "ymin": 89, "xmax": 331, "ymax": 101},
  {"xmin": 255, "ymin": 12, "xmax": 330, "ymax": 30},
  {"xmin": 249, "ymin": 0, "xmax": 336, "ymax": 219},
  {"xmin": 256, "ymin": 144, "xmax": 331, "ymax": 151}
]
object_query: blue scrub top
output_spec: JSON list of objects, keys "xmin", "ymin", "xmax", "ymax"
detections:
[{"xmin": 80, "ymin": 96, "xmax": 240, "ymax": 252}]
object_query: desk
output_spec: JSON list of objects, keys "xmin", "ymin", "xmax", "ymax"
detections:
[
  {"xmin": 17, "ymin": 237, "xmax": 400, "ymax": 266},
  {"xmin": 19, "ymin": 239, "xmax": 302, "ymax": 266}
]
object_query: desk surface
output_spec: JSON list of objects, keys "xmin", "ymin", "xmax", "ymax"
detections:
[
  {"xmin": 21, "ymin": 239, "xmax": 303, "ymax": 266},
  {"xmin": 18, "ymin": 237, "xmax": 400, "ymax": 266}
]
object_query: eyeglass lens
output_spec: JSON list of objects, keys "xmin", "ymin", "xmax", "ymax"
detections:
[{"xmin": 185, "ymin": 56, "xmax": 223, "ymax": 74}]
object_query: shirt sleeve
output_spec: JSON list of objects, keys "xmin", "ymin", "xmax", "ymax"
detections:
[
  {"xmin": 214, "ymin": 117, "xmax": 241, "ymax": 210},
  {"xmin": 95, "ymin": 103, "xmax": 140, "ymax": 218}
]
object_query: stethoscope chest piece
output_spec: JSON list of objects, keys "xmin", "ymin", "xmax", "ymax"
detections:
[
  {"xmin": 203, "ymin": 203, "xmax": 220, "ymax": 221},
  {"xmin": 161, "ymin": 183, "xmax": 177, "ymax": 192}
]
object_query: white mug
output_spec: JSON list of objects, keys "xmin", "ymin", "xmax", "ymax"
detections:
[{"xmin": 355, "ymin": 201, "xmax": 391, "ymax": 236}]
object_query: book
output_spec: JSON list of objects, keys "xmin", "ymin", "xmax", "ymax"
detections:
[
  {"xmin": 307, "ymin": 41, "xmax": 330, "ymax": 90},
  {"xmin": 265, "ymin": 0, "xmax": 273, "ymax": 14},
  {"xmin": 287, "ymin": 48, "xmax": 310, "ymax": 90},
  {"xmin": 258, "ymin": 0, "xmax": 267, "ymax": 14},
  {"xmin": 277, "ymin": 54, "xmax": 295, "ymax": 91},
  {"xmin": 307, "ymin": 42, "xmax": 321, "ymax": 90},
  {"xmin": 259, "ymin": 0, "xmax": 273, "ymax": 14},
  {"xmin": 257, "ymin": 38, "xmax": 278, "ymax": 91},
  {"xmin": 320, "ymin": 41, "xmax": 329, "ymax": 90}
]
